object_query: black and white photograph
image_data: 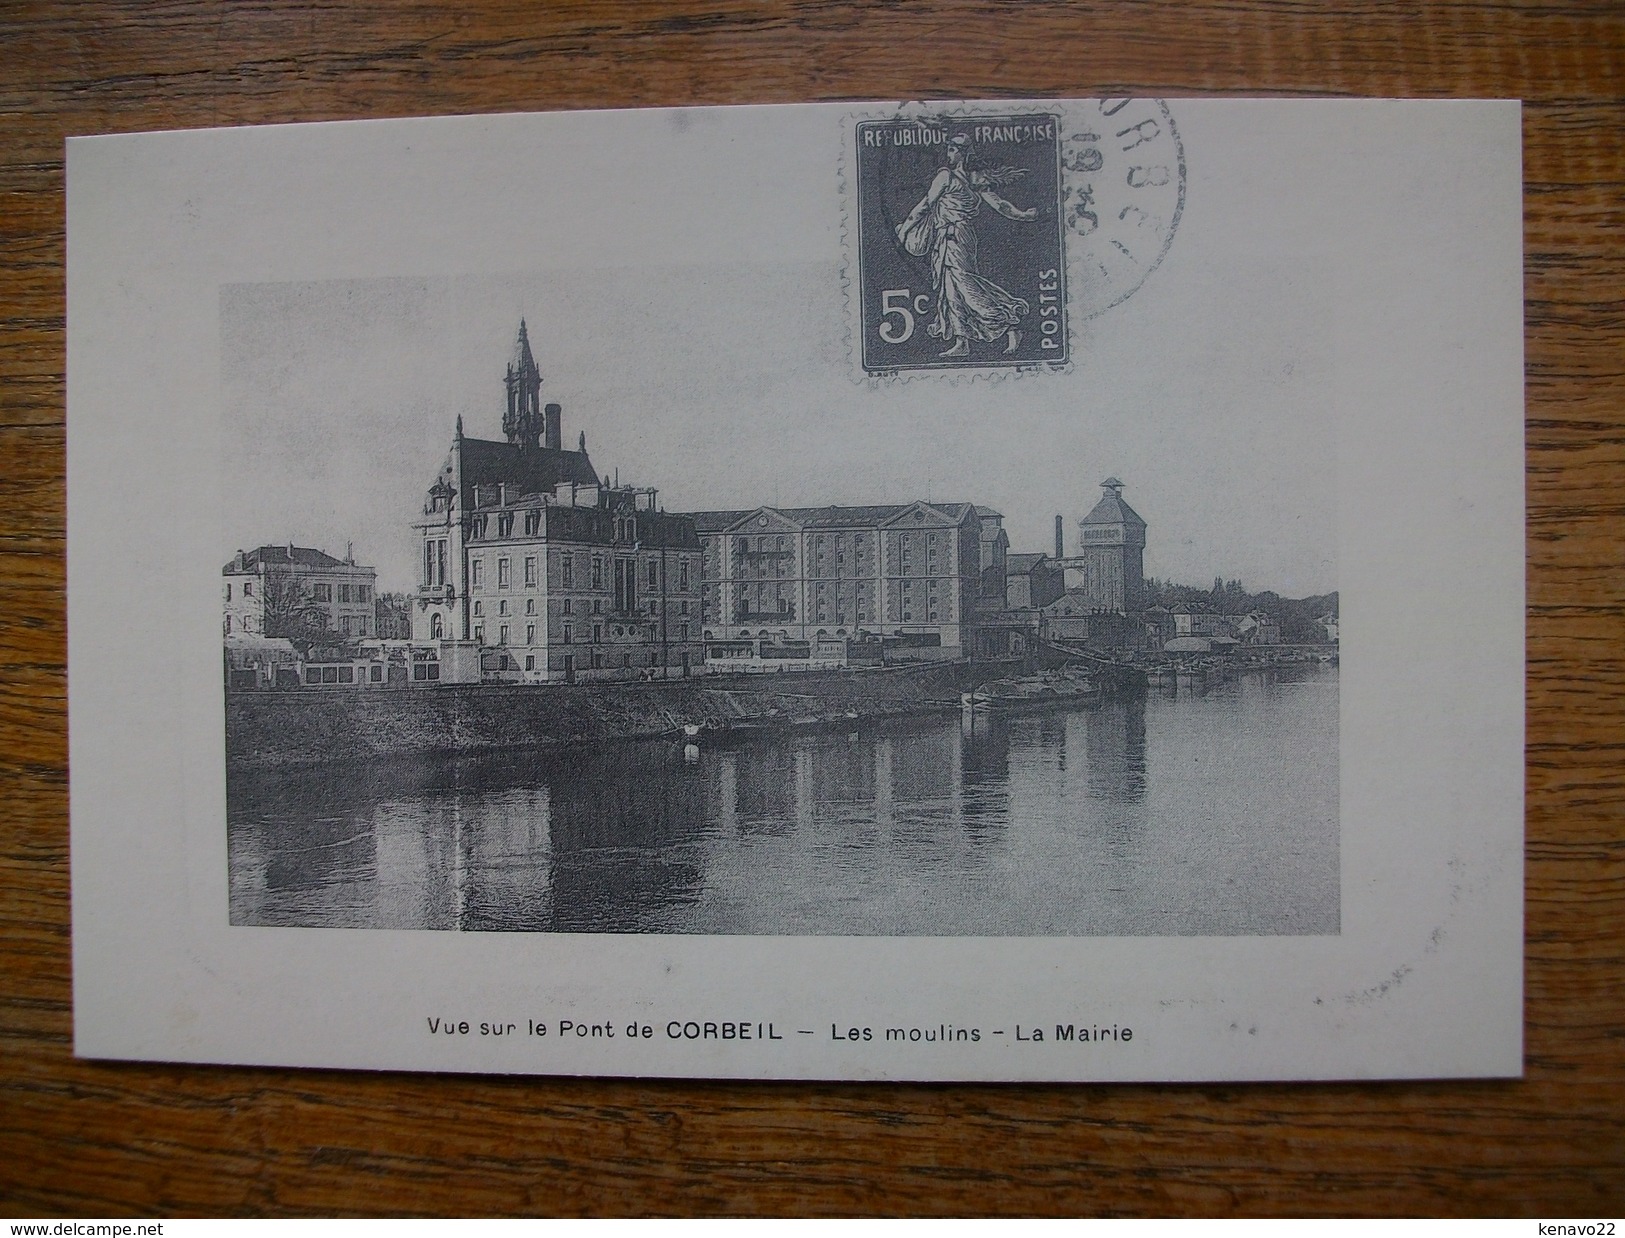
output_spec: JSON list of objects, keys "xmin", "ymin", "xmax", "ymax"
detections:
[
  {"xmin": 220, "ymin": 271, "xmax": 1340, "ymax": 937},
  {"xmin": 67, "ymin": 98, "xmax": 1523, "ymax": 1080}
]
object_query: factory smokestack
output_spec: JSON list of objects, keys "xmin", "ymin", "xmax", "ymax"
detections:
[{"xmin": 1054, "ymin": 514, "xmax": 1064, "ymax": 560}]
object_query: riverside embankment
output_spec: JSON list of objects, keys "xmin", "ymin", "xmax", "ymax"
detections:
[{"xmin": 225, "ymin": 660, "xmax": 1025, "ymax": 770}]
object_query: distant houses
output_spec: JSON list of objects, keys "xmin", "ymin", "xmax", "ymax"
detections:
[
  {"xmin": 223, "ymin": 543, "xmax": 377, "ymax": 640},
  {"xmin": 1005, "ymin": 553, "xmax": 1064, "ymax": 611}
]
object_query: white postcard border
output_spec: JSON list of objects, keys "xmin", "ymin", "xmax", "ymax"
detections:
[{"xmin": 67, "ymin": 99, "xmax": 1524, "ymax": 1081}]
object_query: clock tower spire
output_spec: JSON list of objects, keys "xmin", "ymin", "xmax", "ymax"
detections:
[{"xmin": 503, "ymin": 319, "xmax": 544, "ymax": 449}]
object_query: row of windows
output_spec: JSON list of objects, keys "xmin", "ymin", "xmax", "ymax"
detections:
[
  {"xmin": 470, "ymin": 622, "xmax": 694, "ymax": 647},
  {"xmin": 465, "ymin": 553, "xmax": 694, "ymax": 592},
  {"xmin": 223, "ymin": 614, "xmax": 372, "ymax": 636},
  {"xmin": 724, "ymin": 628, "xmax": 856, "ymax": 638},
  {"xmin": 545, "ymin": 650, "xmax": 671, "ymax": 672},
  {"xmin": 316, "ymin": 582, "xmax": 372, "ymax": 603},
  {"xmin": 723, "ymin": 533, "xmax": 944, "ymax": 552},
  {"xmin": 304, "ymin": 664, "xmax": 384, "ymax": 685},
  {"xmin": 703, "ymin": 560, "xmax": 959, "ymax": 580},
  {"xmin": 468, "ymin": 510, "xmax": 666, "ymax": 546},
  {"xmin": 730, "ymin": 534, "xmax": 882, "ymax": 552},
  {"xmin": 708, "ymin": 580, "xmax": 950, "ymax": 602},
  {"xmin": 469, "ymin": 510, "xmax": 543, "ymax": 540},
  {"xmin": 224, "ymin": 580, "xmax": 371, "ymax": 603},
  {"xmin": 700, "ymin": 605, "xmax": 950, "ymax": 625},
  {"xmin": 469, "ymin": 597, "xmax": 693, "ymax": 618}
]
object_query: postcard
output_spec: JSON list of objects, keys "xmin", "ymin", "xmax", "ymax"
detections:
[{"xmin": 66, "ymin": 99, "xmax": 1524, "ymax": 1080}]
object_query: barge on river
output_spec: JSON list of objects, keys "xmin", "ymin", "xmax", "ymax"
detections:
[{"xmin": 962, "ymin": 669, "xmax": 1102, "ymax": 715}]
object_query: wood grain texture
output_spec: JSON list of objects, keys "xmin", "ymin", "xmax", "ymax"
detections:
[{"xmin": 2, "ymin": 0, "xmax": 1621, "ymax": 1217}]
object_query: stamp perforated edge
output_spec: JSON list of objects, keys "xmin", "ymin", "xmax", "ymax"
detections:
[{"xmin": 836, "ymin": 97, "xmax": 1185, "ymax": 388}]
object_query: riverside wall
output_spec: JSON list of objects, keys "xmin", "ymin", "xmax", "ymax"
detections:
[{"xmin": 224, "ymin": 660, "xmax": 1025, "ymax": 770}]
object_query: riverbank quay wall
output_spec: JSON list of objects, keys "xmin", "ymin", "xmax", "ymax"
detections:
[{"xmin": 225, "ymin": 660, "xmax": 1026, "ymax": 770}]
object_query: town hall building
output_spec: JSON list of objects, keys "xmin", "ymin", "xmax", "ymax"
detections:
[{"xmin": 412, "ymin": 322, "xmax": 703, "ymax": 682}]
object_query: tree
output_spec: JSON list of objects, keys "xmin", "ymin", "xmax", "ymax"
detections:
[
  {"xmin": 1144, "ymin": 574, "xmax": 1337, "ymax": 643},
  {"xmin": 374, "ymin": 591, "xmax": 413, "ymax": 640},
  {"xmin": 260, "ymin": 570, "xmax": 331, "ymax": 649}
]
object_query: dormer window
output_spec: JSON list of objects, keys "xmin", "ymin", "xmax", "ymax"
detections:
[{"xmin": 426, "ymin": 478, "xmax": 454, "ymax": 514}]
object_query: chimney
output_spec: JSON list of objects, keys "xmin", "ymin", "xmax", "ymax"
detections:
[
  {"xmin": 1054, "ymin": 514, "xmax": 1064, "ymax": 559},
  {"xmin": 545, "ymin": 403, "xmax": 562, "ymax": 451}
]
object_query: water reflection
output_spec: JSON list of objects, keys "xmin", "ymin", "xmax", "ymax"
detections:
[
  {"xmin": 229, "ymin": 664, "xmax": 1338, "ymax": 935},
  {"xmin": 1088, "ymin": 694, "xmax": 1147, "ymax": 802}
]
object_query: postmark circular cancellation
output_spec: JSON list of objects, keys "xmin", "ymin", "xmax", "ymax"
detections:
[{"xmin": 846, "ymin": 98, "xmax": 1184, "ymax": 378}]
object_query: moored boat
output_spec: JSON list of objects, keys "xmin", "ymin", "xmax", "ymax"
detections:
[{"xmin": 961, "ymin": 670, "xmax": 1101, "ymax": 714}]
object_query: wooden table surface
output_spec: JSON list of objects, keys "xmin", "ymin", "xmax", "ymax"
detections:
[{"xmin": 3, "ymin": 0, "xmax": 1621, "ymax": 1217}]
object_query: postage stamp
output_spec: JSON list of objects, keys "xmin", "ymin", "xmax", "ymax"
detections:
[{"xmin": 855, "ymin": 113, "xmax": 1067, "ymax": 374}]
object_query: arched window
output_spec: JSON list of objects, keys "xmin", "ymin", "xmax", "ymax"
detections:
[{"xmin": 430, "ymin": 613, "xmax": 444, "ymax": 640}]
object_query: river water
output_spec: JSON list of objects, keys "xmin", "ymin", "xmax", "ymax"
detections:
[{"xmin": 227, "ymin": 663, "xmax": 1339, "ymax": 936}]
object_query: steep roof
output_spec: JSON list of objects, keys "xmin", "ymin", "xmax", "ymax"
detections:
[
  {"xmin": 1040, "ymin": 588, "xmax": 1105, "ymax": 616},
  {"xmin": 690, "ymin": 509, "xmax": 754, "ymax": 534},
  {"xmin": 455, "ymin": 437, "xmax": 600, "ymax": 505},
  {"xmin": 510, "ymin": 319, "xmax": 538, "ymax": 375},
  {"xmin": 1006, "ymin": 552, "xmax": 1049, "ymax": 574},
  {"xmin": 687, "ymin": 502, "xmax": 975, "ymax": 533},
  {"xmin": 224, "ymin": 545, "xmax": 359, "ymax": 573},
  {"xmin": 1081, "ymin": 488, "xmax": 1146, "ymax": 527},
  {"xmin": 801, "ymin": 501, "xmax": 972, "ymax": 528}
]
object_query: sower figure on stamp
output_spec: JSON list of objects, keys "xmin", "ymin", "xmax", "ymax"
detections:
[{"xmin": 896, "ymin": 134, "xmax": 1039, "ymax": 357}]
